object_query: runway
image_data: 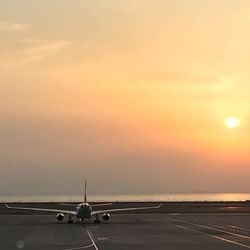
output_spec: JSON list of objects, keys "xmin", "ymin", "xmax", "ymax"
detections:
[{"xmin": 1, "ymin": 213, "xmax": 250, "ymax": 249}]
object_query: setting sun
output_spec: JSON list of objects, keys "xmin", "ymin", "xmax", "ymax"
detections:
[{"xmin": 226, "ymin": 116, "xmax": 240, "ymax": 128}]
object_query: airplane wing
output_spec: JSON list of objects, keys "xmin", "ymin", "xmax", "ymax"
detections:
[
  {"xmin": 91, "ymin": 204, "xmax": 162, "ymax": 216},
  {"xmin": 91, "ymin": 203, "xmax": 113, "ymax": 207},
  {"xmin": 59, "ymin": 203, "xmax": 77, "ymax": 207},
  {"xmin": 5, "ymin": 204, "xmax": 77, "ymax": 215},
  {"xmin": 59, "ymin": 202, "xmax": 112, "ymax": 207}
]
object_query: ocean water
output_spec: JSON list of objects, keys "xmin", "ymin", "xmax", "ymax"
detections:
[{"xmin": 1, "ymin": 193, "xmax": 250, "ymax": 203}]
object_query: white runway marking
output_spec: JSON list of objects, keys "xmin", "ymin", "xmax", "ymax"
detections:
[
  {"xmin": 173, "ymin": 218, "xmax": 250, "ymax": 239},
  {"xmin": 97, "ymin": 237, "xmax": 108, "ymax": 241},
  {"xmin": 222, "ymin": 224, "xmax": 250, "ymax": 233},
  {"xmin": 176, "ymin": 225, "xmax": 250, "ymax": 249},
  {"xmin": 183, "ymin": 216, "xmax": 250, "ymax": 235},
  {"xmin": 171, "ymin": 216, "xmax": 250, "ymax": 249},
  {"xmin": 86, "ymin": 230, "xmax": 100, "ymax": 250},
  {"xmin": 63, "ymin": 229, "xmax": 100, "ymax": 250},
  {"xmin": 64, "ymin": 244, "xmax": 94, "ymax": 250}
]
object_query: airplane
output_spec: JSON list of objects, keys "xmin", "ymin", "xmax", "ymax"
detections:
[{"xmin": 5, "ymin": 181, "xmax": 162, "ymax": 224}]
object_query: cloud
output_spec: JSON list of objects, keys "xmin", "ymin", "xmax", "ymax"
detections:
[
  {"xmin": 18, "ymin": 39, "xmax": 70, "ymax": 62},
  {"xmin": 0, "ymin": 20, "xmax": 70, "ymax": 68},
  {"xmin": 148, "ymin": 71, "xmax": 217, "ymax": 85},
  {"xmin": 0, "ymin": 21, "xmax": 31, "ymax": 32},
  {"xmin": 0, "ymin": 38, "xmax": 70, "ymax": 67}
]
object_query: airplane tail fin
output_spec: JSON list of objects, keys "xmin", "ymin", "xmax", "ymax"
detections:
[{"xmin": 84, "ymin": 180, "xmax": 87, "ymax": 203}]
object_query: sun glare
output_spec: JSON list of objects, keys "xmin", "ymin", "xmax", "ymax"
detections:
[{"xmin": 225, "ymin": 116, "xmax": 240, "ymax": 128}]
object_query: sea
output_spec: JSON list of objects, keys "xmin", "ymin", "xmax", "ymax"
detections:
[{"xmin": 1, "ymin": 193, "xmax": 250, "ymax": 203}]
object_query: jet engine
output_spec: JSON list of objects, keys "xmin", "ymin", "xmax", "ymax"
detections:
[
  {"xmin": 56, "ymin": 213, "xmax": 65, "ymax": 221},
  {"xmin": 102, "ymin": 213, "xmax": 111, "ymax": 221}
]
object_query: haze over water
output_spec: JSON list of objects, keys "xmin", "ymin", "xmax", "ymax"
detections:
[{"xmin": 1, "ymin": 193, "xmax": 250, "ymax": 203}]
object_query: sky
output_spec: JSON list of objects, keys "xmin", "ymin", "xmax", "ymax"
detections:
[{"xmin": 1, "ymin": 0, "xmax": 250, "ymax": 195}]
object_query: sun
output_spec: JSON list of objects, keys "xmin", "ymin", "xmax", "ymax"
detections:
[{"xmin": 225, "ymin": 116, "xmax": 240, "ymax": 128}]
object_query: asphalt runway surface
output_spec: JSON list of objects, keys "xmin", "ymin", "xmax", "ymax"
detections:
[{"xmin": 2, "ymin": 213, "xmax": 250, "ymax": 249}]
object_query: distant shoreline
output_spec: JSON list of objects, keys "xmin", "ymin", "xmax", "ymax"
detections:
[{"xmin": 1, "ymin": 193, "xmax": 250, "ymax": 203}]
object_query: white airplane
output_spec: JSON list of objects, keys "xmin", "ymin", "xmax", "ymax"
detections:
[{"xmin": 5, "ymin": 181, "xmax": 162, "ymax": 224}]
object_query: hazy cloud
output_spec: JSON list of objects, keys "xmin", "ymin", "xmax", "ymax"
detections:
[
  {"xmin": 0, "ymin": 38, "xmax": 70, "ymax": 66},
  {"xmin": 18, "ymin": 39, "xmax": 70, "ymax": 62},
  {"xmin": 148, "ymin": 71, "xmax": 218, "ymax": 85},
  {"xmin": 0, "ymin": 20, "xmax": 69, "ymax": 67},
  {"xmin": 0, "ymin": 21, "xmax": 31, "ymax": 32}
]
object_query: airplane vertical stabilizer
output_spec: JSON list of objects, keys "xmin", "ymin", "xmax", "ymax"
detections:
[{"xmin": 84, "ymin": 180, "xmax": 87, "ymax": 203}]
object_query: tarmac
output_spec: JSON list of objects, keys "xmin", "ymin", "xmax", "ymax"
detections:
[{"xmin": 1, "ymin": 202, "xmax": 250, "ymax": 249}]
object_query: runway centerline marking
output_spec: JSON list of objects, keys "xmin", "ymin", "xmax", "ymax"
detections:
[
  {"xmin": 176, "ymin": 225, "xmax": 250, "ymax": 249},
  {"xmin": 86, "ymin": 230, "xmax": 100, "ymax": 250}
]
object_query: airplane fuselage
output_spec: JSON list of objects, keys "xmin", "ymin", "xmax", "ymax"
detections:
[{"xmin": 76, "ymin": 203, "xmax": 92, "ymax": 219}]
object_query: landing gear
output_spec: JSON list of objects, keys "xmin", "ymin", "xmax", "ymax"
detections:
[
  {"xmin": 67, "ymin": 214, "xmax": 73, "ymax": 224},
  {"xmin": 94, "ymin": 214, "xmax": 100, "ymax": 224}
]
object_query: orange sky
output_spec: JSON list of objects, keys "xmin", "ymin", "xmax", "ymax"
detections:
[{"xmin": 1, "ymin": 0, "xmax": 250, "ymax": 194}]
